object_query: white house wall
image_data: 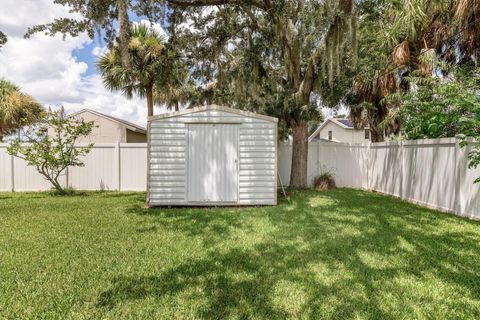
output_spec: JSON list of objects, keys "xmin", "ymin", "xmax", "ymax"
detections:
[
  {"xmin": 71, "ymin": 111, "xmax": 127, "ymax": 143},
  {"xmin": 316, "ymin": 121, "xmax": 369, "ymax": 143}
]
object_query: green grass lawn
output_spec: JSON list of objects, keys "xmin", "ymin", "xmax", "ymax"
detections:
[{"xmin": 1, "ymin": 189, "xmax": 480, "ymax": 319}]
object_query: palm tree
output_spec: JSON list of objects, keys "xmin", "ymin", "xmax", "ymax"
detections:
[
  {"xmin": 0, "ymin": 79, "xmax": 43, "ymax": 142},
  {"xmin": 347, "ymin": 0, "xmax": 480, "ymax": 142},
  {"xmin": 97, "ymin": 23, "xmax": 164, "ymax": 117}
]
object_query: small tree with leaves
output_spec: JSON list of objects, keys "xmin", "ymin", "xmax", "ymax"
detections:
[{"xmin": 7, "ymin": 110, "xmax": 95, "ymax": 194}]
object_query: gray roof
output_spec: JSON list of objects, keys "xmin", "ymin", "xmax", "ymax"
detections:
[{"xmin": 336, "ymin": 119, "xmax": 353, "ymax": 128}]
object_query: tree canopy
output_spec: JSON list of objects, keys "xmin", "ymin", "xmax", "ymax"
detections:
[
  {"xmin": 166, "ymin": 0, "xmax": 358, "ymax": 187},
  {"xmin": 31, "ymin": 0, "xmax": 357, "ymax": 187},
  {"xmin": 27, "ymin": 0, "xmax": 480, "ymax": 186},
  {"xmin": 347, "ymin": 0, "xmax": 480, "ymax": 142}
]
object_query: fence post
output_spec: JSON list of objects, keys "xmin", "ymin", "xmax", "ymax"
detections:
[
  {"xmin": 116, "ymin": 142, "xmax": 121, "ymax": 191},
  {"xmin": 366, "ymin": 143, "xmax": 371, "ymax": 190},
  {"xmin": 65, "ymin": 166, "xmax": 69, "ymax": 189},
  {"xmin": 317, "ymin": 140, "xmax": 320, "ymax": 177},
  {"xmin": 454, "ymin": 137, "xmax": 462, "ymax": 215},
  {"xmin": 400, "ymin": 141, "xmax": 405, "ymax": 200},
  {"xmin": 10, "ymin": 152, "xmax": 15, "ymax": 192}
]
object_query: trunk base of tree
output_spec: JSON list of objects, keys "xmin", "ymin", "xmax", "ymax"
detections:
[
  {"xmin": 369, "ymin": 121, "xmax": 385, "ymax": 142},
  {"xmin": 146, "ymin": 84, "xmax": 154, "ymax": 117},
  {"xmin": 290, "ymin": 121, "xmax": 309, "ymax": 188}
]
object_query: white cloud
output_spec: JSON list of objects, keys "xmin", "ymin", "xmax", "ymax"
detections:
[
  {"xmin": 178, "ymin": 6, "xmax": 218, "ymax": 32},
  {"xmin": 0, "ymin": 0, "xmax": 81, "ymax": 38},
  {"xmin": 92, "ymin": 45, "xmax": 108, "ymax": 57},
  {"xmin": 0, "ymin": 33, "xmax": 90, "ymax": 103},
  {"xmin": 133, "ymin": 19, "xmax": 168, "ymax": 39},
  {"xmin": 60, "ymin": 74, "xmax": 167, "ymax": 126},
  {"xmin": 0, "ymin": 0, "xmax": 163, "ymax": 128}
]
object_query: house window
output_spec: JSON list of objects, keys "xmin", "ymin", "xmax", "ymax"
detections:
[
  {"xmin": 328, "ymin": 130, "xmax": 332, "ymax": 140},
  {"xmin": 365, "ymin": 129, "xmax": 370, "ymax": 140}
]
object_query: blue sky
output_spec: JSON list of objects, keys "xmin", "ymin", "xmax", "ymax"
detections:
[
  {"xmin": 73, "ymin": 39, "xmax": 101, "ymax": 77},
  {"xmin": 0, "ymin": 0, "xmax": 166, "ymax": 126},
  {"xmin": 72, "ymin": 10, "xmax": 159, "ymax": 77}
]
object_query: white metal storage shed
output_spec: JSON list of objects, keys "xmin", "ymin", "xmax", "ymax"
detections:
[{"xmin": 147, "ymin": 105, "xmax": 278, "ymax": 206}]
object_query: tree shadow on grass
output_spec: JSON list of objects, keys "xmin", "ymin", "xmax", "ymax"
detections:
[
  {"xmin": 125, "ymin": 204, "xmax": 253, "ymax": 242},
  {"xmin": 97, "ymin": 247, "xmax": 292, "ymax": 319},
  {"xmin": 100, "ymin": 189, "xmax": 480, "ymax": 318}
]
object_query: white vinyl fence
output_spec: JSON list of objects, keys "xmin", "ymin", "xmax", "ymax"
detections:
[
  {"xmin": 280, "ymin": 138, "xmax": 480, "ymax": 219},
  {"xmin": 0, "ymin": 143, "xmax": 147, "ymax": 192},
  {"xmin": 1, "ymin": 138, "xmax": 479, "ymax": 218}
]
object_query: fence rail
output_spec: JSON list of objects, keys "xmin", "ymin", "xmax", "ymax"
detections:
[{"xmin": 1, "ymin": 138, "xmax": 479, "ymax": 218}]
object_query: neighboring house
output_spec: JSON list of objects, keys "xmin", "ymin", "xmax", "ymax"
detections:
[
  {"xmin": 50, "ymin": 109, "xmax": 147, "ymax": 143},
  {"xmin": 309, "ymin": 118, "xmax": 371, "ymax": 143}
]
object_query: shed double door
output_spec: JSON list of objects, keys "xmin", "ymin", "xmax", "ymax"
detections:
[{"xmin": 187, "ymin": 123, "xmax": 239, "ymax": 202}]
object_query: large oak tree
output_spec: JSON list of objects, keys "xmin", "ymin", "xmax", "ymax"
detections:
[
  {"xmin": 29, "ymin": 0, "xmax": 357, "ymax": 188},
  {"xmin": 166, "ymin": 0, "xmax": 357, "ymax": 187}
]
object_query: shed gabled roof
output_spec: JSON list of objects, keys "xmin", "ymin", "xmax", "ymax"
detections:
[
  {"xmin": 71, "ymin": 109, "xmax": 147, "ymax": 134},
  {"xmin": 148, "ymin": 105, "xmax": 278, "ymax": 123}
]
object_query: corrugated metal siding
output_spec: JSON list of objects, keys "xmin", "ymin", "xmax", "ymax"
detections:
[
  {"xmin": 148, "ymin": 109, "xmax": 276, "ymax": 206},
  {"xmin": 149, "ymin": 121, "xmax": 187, "ymax": 204},
  {"xmin": 238, "ymin": 123, "xmax": 276, "ymax": 205}
]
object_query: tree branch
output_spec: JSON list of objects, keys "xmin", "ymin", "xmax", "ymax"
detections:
[
  {"xmin": 240, "ymin": 5, "xmax": 264, "ymax": 30},
  {"xmin": 168, "ymin": 0, "xmax": 268, "ymax": 10},
  {"xmin": 295, "ymin": 0, "xmax": 355, "ymax": 103},
  {"xmin": 295, "ymin": 24, "xmax": 332, "ymax": 104}
]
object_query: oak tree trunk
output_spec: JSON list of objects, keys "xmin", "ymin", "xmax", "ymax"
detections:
[
  {"xmin": 290, "ymin": 121, "xmax": 309, "ymax": 188},
  {"xmin": 117, "ymin": 0, "xmax": 130, "ymax": 68},
  {"xmin": 146, "ymin": 84, "xmax": 154, "ymax": 117}
]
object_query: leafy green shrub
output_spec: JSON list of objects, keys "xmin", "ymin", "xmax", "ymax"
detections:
[{"xmin": 398, "ymin": 66, "xmax": 480, "ymax": 183}]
